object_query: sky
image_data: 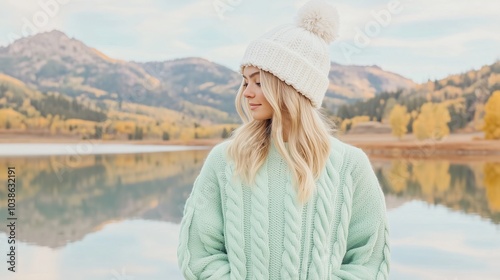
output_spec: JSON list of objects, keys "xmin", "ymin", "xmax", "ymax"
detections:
[{"xmin": 0, "ymin": 0, "xmax": 499, "ymax": 83}]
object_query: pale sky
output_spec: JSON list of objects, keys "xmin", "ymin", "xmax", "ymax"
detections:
[{"xmin": 0, "ymin": 0, "xmax": 499, "ymax": 83}]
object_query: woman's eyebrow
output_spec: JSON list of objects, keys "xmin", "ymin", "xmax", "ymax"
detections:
[{"xmin": 242, "ymin": 71, "xmax": 260, "ymax": 79}]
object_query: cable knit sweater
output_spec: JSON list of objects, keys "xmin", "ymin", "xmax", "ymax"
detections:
[{"xmin": 177, "ymin": 136, "xmax": 390, "ymax": 280}]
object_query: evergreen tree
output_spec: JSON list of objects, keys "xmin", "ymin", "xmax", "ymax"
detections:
[
  {"xmin": 162, "ymin": 131, "xmax": 170, "ymax": 141},
  {"xmin": 222, "ymin": 127, "xmax": 229, "ymax": 138}
]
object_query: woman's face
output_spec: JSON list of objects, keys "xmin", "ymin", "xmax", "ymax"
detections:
[{"xmin": 242, "ymin": 66, "xmax": 273, "ymax": 120}]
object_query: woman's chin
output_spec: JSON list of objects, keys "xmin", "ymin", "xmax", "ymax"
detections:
[{"xmin": 252, "ymin": 115, "xmax": 270, "ymax": 121}]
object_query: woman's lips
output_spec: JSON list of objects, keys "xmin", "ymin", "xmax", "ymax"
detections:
[{"xmin": 250, "ymin": 104, "xmax": 261, "ymax": 110}]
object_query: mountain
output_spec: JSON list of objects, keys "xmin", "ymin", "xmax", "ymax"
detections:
[
  {"xmin": 0, "ymin": 30, "xmax": 416, "ymax": 121},
  {"xmin": 0, "ymin": 30, "xmax": 241, "ymax": 123},
  {"xmin": 139, "ymin": 57, "xmax": 241, "ymax": 115},
  {"xmin": 0, "ymin": 30, "xmax": 169, "ymax": 107},
  {"xmin": 327, "ymin": 62, "xmax": 415, "ymax": 102}
]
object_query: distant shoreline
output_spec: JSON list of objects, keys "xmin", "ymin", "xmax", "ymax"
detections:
[
  {"xmin": 338, "ymin": 132, "xmax": 500, "ymax": 159},
  {"xmin": 0, "ymin": 131, "xmax": 498, "ymax": 159}
]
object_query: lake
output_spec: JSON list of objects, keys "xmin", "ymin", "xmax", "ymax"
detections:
[{"xmin": 0, "ymin": 144, "xmax": 499, "ymax": 280}]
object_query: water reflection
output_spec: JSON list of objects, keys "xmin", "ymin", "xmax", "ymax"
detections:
[
  {"xmin": 373, "ymin": 158, "xmax": 500, "ymax": 280},
  {"xmin": 0, "ymin": 150, "xmax": 499, "ymax": 279},
  {"xmin": 373, "ymin": 159, "xmax": 500, "ymax": 223},
  {"xmin": 0, "ymin": 149, "xmax": 210, "ymax": 249}
]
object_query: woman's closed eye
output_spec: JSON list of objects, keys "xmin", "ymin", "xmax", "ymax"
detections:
[{"xmin": 243, "ymin": 82, "xmax": 261, "ymax": 87}]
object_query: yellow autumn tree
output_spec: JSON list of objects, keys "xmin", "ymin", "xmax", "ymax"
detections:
[
  {"xmin": 25, "ymin": 116, "xmax": 50, "ymax": 129},
  {"xmin": 386, "ymin": 160, "xmax": 409, "ymax": 193},
  {"xmin": 389, "ymin": 104, "xmax": 411, "ymax": 140},
  {"xmin": 412, "ymin": 161, "xmax": 451, "ymax": 202},
  {"xmin": 0, "ymin": 108, "xmax": 26, "ymax": 129},
  {"xmin": 114, "ymin": 120, "xmax": 136, "ymax": 135},
  {"xmin": 484, "ymin": 162, "xmax": 500, "ymax": 212},
  {"xmin": 413, "ymin": 102, "xmax": 451, "ymax": 140},
  {"xmin": 483, "ymin": 90, "xmax": 500, "ymax": 139}
]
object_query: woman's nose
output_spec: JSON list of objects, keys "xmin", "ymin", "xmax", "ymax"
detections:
[{"xmin": 243, "ymin": 87, "xmax": 255, "ymax": 98}]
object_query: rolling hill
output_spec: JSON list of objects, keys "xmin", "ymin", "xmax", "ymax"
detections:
[{"xmin": 0, "ymin": 30, "xmax": 415, "ymax": 121}]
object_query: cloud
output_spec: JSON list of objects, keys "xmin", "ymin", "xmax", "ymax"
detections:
[
  {"xmin": 326, "ymin": 0, "xmax": 500, "ymax": 81},
  {"xmin": 388, "ymin": 200, "xmax": 500, "ymax": 279},
  {"xmin": 371, "ymin": 26, "xmax": 500, "ymax": 57},
  {"xmin": 0, "ymin": 0, "xmax": 499, "ymax": 81},
  {"xmin": 393, "ymin": 0, "xmax": 500, "ymax": 24}
]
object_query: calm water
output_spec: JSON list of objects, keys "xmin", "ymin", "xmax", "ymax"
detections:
[{"xmin": 0, "ymin": 147, "xmax": 499, "ymax": 280}]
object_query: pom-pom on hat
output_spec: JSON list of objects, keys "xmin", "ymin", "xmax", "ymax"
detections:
[{"xmin": 240, "ymin": 0, "xmax": 340, "ymax": 109}]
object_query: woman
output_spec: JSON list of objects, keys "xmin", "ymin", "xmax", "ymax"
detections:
[{"xmin": 177, "ymin": 0, "xmax": 390, "ymax": 279}]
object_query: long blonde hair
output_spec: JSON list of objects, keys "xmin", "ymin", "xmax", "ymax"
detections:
[{"xmin": 226, "ymin": 68, "xmax": 336, "ymax": 204}]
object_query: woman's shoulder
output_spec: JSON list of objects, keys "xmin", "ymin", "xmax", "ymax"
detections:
[
  {"xmin": 327, "ymin": 134, "xmax": 372, "ymax": 173},
  {"xmin": 328, "ymin": 135, "xmax": 366, "ymax": 158},
  {"xmin": 203, "ymin": 140, "xmax": 232, "ymax": 166}
]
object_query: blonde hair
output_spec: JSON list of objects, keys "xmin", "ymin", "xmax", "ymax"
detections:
[{"xmin": 226, "ymin": 68, "xmax": 336, "ymax": 204}]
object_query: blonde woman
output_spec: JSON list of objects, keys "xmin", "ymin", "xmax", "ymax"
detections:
[{"xmin": 177, "ymin": 0, "xmax": 390, "ymax": 279}]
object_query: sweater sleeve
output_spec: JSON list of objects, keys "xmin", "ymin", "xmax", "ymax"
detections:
[
  {"xmin": 177, "ymin": 145, "xmax": 231, "ymax": 280},
  {"xmin": 332, "ymin": 147, "xmax": 391, "ymax": 280}
]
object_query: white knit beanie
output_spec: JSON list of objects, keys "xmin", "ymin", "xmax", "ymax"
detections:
[{"xmin": 240, "ymin": 0, "xmax": 340, "ymax": 109}]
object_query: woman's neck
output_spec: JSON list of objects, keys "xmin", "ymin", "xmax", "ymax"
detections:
[{"xmin": 282, "ymin": 119, "xmax": 290, "ymax": 142}]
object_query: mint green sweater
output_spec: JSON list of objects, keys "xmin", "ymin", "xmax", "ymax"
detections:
[{"xmin": 177, "ymin": 136, "xmax": 390, "ymax": 279}]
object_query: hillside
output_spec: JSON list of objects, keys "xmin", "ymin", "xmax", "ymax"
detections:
[
  {"xmin": 0, "ymin": 73, "xmax": 230, "ymax": 141},
  {"xmin": 139, "ymin": 57, "xmax": 241, "ymax": 116},
  {"xmin": 337, "ymin": 60, "xmax": 500, "ymax": 135}
]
